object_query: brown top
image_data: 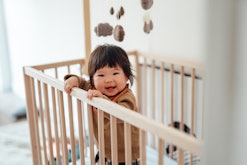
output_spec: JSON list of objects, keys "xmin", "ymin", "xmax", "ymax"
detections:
[{"xmin": 64, "ymin": 74, "xmax": 140, "ymax": 162}]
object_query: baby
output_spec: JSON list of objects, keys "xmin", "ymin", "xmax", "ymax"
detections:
[{"xmin": 64, "ymin": 44, "xmax": 139, "ymax": 164}]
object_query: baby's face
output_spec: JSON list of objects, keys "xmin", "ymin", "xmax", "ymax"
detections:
[{"xmin": 93, "ymin": 65, "xmax": 128, "ymax": 97}]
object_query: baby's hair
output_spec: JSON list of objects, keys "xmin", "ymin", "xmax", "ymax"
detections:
[{"xmin": 88, "ymin": 44, "xmax": 134, "ymax": 87}]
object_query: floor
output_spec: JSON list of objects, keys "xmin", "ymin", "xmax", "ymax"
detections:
[
  {"xmin": 0, "ymin": 120, "xmax": 32, "ymax": 165},
  {"xmin": 0, "ymin": 92, "xmax": 32, "ymax": 165},
  {"xmin": 0, "ymin": 92, "xmax": 26, "ymax": 126}
]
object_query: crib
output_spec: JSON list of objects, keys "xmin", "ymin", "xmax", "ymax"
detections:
[{"xmin": 23, "ymin": 51, "xmax": 204, "ymax": 165}]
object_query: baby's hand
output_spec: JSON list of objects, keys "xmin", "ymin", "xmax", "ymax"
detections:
[
  {"xmin": 87, "ymin": 89, "xmax": 103, "ymax": 100},
  {"xmin": 64, "ymin": 76, "xmax": 79, "ymax": 94}
]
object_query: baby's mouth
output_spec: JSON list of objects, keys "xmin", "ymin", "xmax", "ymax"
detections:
[{"xmin": 105, "ymin": 86, "xmax": 116, "ymax": 90}]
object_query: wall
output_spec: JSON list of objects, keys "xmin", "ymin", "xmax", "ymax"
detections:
[
  {"xmin": 90, "ymin": 0, "xmax": 207, "ymax": 62},
  {"xmin": 0, "ymin": 0, "xmax": 11, "ymax": 92},
  {"xmin": 3, "ymin": 0, "xmax": 85, "ymax": 98},
  {"xmin": 3, "ymin": 0, "xmax": 207, "ymax": 98},
  {"xmin": 204, "ymin": 0, "xmax": 247, "ymax": 164}
]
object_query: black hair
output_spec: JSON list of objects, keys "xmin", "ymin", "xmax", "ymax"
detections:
[{"xmin": 88, "ymin": 44, "xmax": 134, "ymax": 87}]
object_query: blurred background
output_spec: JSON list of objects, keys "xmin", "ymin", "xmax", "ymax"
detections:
[{"xmin": 0, "ymin": 0, "xmax": 247, "ymax": 164}]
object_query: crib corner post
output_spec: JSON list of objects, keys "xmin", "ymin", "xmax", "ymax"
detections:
[{"xmin": 23, "ymin": 67, "xmax": 40, "ymax": 165}]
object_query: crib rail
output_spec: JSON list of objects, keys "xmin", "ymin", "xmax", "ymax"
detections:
[{"xmin": 23, "ymin": 51, "xmax": 204, "ymax": 165}]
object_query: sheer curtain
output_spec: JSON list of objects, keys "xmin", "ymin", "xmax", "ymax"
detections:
[{"xmin": 0, "ymin": 1, "xmax": 12, "ymax": 92}]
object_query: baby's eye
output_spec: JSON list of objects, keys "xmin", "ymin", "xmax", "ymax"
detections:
[
  {"xmin": 113, "ymin": 72, "xmax": 119, "ymax": 75},
  {"xmin": 97, "ymin": 74, "xmax": 104, "ymax": 77}
]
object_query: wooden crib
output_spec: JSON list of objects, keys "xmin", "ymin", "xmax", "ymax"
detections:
[{"xmin": 23, "ymin": 51, "xmax": 204, "ymax": 165}]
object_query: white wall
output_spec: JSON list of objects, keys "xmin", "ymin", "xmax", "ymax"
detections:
[
  {"xmin": 90, "ymin": 0, "xmax": 207, "ymax": 61},
  {"xmin": 3, "ymin": 0, "xmax": 85, "ymax": 98},
  {"xmin": 0, "ymin": 0, "xmax": 12, "ymax": 92},
  {"xmin": 204, "ymin": 0, "xmax": 247, "ymax": 164},
  {"xmin": 3, "ymin": 0, "xmax": 207, "ymax": 98}
]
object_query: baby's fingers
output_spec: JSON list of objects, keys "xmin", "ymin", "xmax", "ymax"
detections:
[
  {"xmin": 64, "ymin": 84, "xmax": 71, "ymax": 93},
  {"xmin": 87, "ymin": 90, "xmax": 94, "ymax": 100}
]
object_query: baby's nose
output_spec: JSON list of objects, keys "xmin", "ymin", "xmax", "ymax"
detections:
[{"xmin": 105, "ymin": 76, "xmax": 113, "ymax": 83}]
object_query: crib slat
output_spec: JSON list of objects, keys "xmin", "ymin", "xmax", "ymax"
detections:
[
  {"xmin": 178, "ymin": 66, "xmax": 185, "ymax": 165},
  {"xmin": 159, "ymin": 62, "xmax": 165, "ymax": 165},
  {"xmin": 24, "ymin": 75, "xmax": 42, "ymax": 165},
  {"xmin": 191, "ymin": 68, "xmax": 195, "ymax": 136},
  {"xmin": 124, "ymin": 122, "xmax": 132, "ymax": 164},
  {"xmin": 79, "ymin": 64, "xmax": 83, "ymax": 76},
  {"xmin": 151, "ymin": 60, "xmax": 156, "ymax": 148},
  {"xmin": 31, "ymin": 78, "xmax": 43, "ymax": 165},
  {"xmin": 54, "ymin": 67, "xmax": 58, "ymax": 79},
  {"xmin": 169, "ymin": 64, "xmax": 175, "ymax": 157},
  {"xmin": 37, "ymin": 80, "xmax": 48, "ymax": 165},
  {"xmin": 158, "ymin": 139, "xmax": 165, "ymax": 165},
  {"xmin": 67, "ymin": 95, "xmax": 77, "ymax": 165},
  {"xmin": 170, "ymin": 64, "xmax": 174, "ymax": 124},
  {"xmin": 178, "ymin": 148, "xmax": 185, "ymax": 165},
  {"xmin": 57, "ymin": 90, "xmax": 69, "ymax": 165},
  {"xmin": 51, "ymin": 87, "xmax": 61, "ymax": 165},
  {"xmin": 140, "ymin": 130, "xmax": 147, "ymax": 165},
  {"xmin": 98, "ymin": 110, "xmax": 105, "ymax": 165},
  {"xmin": 135, "ymin": 53, "xmax": 141, "ymax": 109},
  {"xmin": 67, "ymin": 65, "xmax": 71, "ymax": 74},
  {"xmin": 180, "ymin": 66, "xmax": 185, "ymax": 131},
  {"xmin": 87, "ymin": 105, "xmax": 95, "ymax": 165},
  {"xmin": 161, "ymin": 62, "xmax": 165, "ymax": 124},
  {"xmin": 190, "ymin": 68, "xmax": 196, "ymax": 165},
  {"xmin": 77, "ymin": 100, "xmax": 85, "ymax": 165},
  {"xmin": 110, "ymin": 115, "xmax": 118, "ymax": 164},
  {"xmin": 43, "ymin": 83, "xmax": 54, "ymax": 165},
  {"xmin": 143, "ymin": 57, "xmax": 147, "ymax": 115}
]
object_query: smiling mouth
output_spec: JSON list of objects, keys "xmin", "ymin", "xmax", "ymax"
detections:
[{"xmin": 105, "ymin": 86, "xmax": 116, "ymax": 90}]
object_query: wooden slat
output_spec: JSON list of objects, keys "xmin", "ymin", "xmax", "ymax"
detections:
[
  {"xmin": 57, "ymin": 91, "xmax": 68, "ymax": 164},
  {"xmin": 77, "ymin": 100, "xmax": 85, "ymax": 165},
  {"xmin": 143, "ymin": 57, "xmax": 147, "ymax": 115},
  {"xmin": 67, "ymin": 95, "xmax": 76, "ymax": 165},
  {"xmin": 151, "ymin": 60, "xmax": 156, "ymax": 148},
  {"xmin": 43, "ymin": 83, "xmax": 54, "ymax": 165},
  {"xmin": 190, "ymin": 68, "xmax": 196, "ymax": 165},
  {"xmin": 158, "ymin": 139, "xmax": 165, "ymax": 165},
  {"xmin": 161, "ymin": 62, "xmax": 165, "ymax": 124},
  {"xmin": 159, "ymin": 62, "xmax": 165, "ymax": 165},
  {"xmin": 135, "ymin": 53, "xmax": 141, "ymax": 109},
  {"xmin": 178, "ymin": 148, "xmax": 184, "ymax": 165},
  {"xmin": 124, "ymin": 122, "xmax": 132, "ymax": 164},
  {"xmin": 180, "ymin": 66, "xmax": 185, "ymax": 130},
  {"xmin": 51, "ymin": 87, "xmax": 61, "ymax": 165},
  {"xmin": 37, "ymin": 80, "xmax": 48, "ymax": 165},
  {"xmin": 98, "ymin": 110, "xmax": 105, "ymax": 165},
  {"xmin": 82, "ymin": 0, "xmax": 91, "ymax": 74},
  {"xmin": 191, "ymin": 68, "xmax": 196, "ymax": 136},
  {"xmin": 87, "ymin": 105, "xmax": 95, "ymax": 165},
  {"xmin": 140, "ymin": 130, "xmax": 146, "ymax": 165},
  {"xmin": 31, "ymin": 78, "xmax": 43, "ymax": 165},
  {"xmin": 23, "ymin": 74, "xmax": 41, "ymax": 165},
  {"xmin": 169, "ymin": 64, "xmax": 174, "ymax": 157},
  {"xmin": 178, "ymin": 66, "xmax": 185, "ymax": 165},
  {"xmin": 110, "ymin": 116, "xmax": 118, "ymax": 164}
]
